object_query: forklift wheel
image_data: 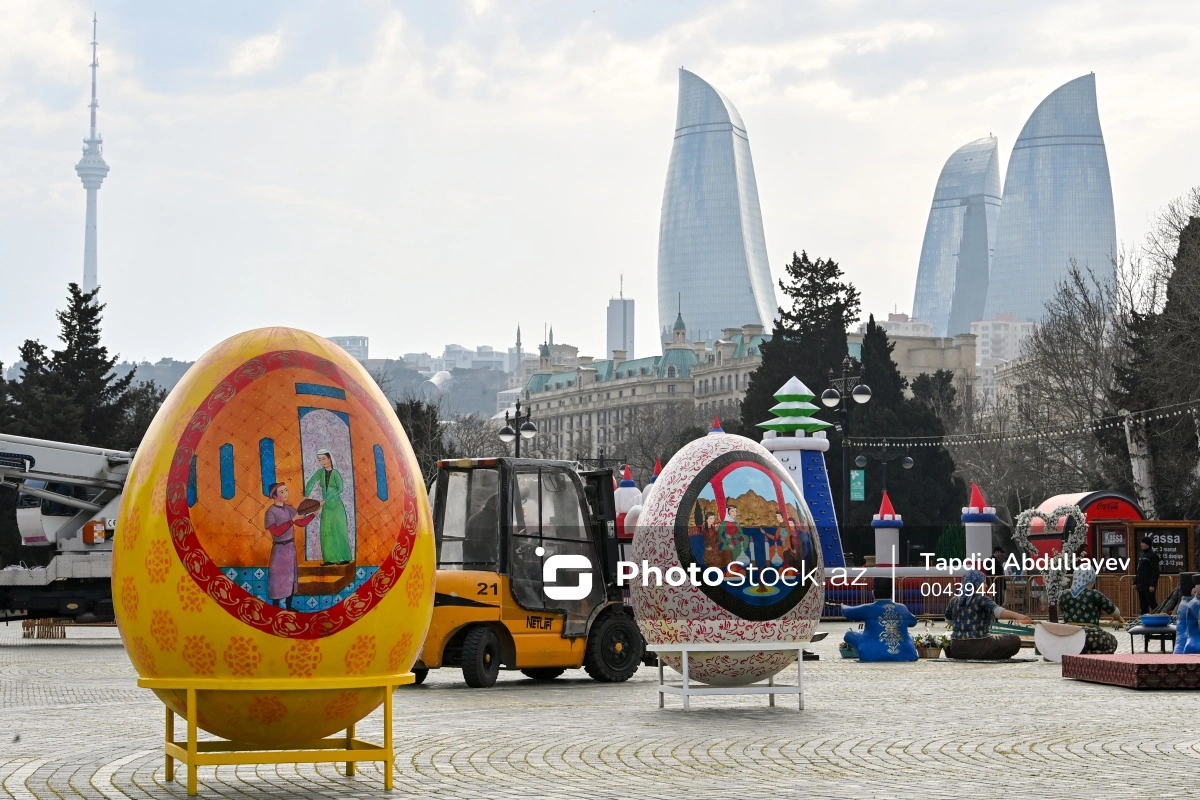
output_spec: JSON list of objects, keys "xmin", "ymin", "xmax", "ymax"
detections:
[
  {"xmin": 584, "ymin": 612, "xmax": 643, "ymax": 682},
  {"xmin": 461, "ymin": 626, "xmax": 501, "ymax": 688},
  {"xmin": 520, "ymin": 668, "xmax": 565, "ymax": 681},
  {"xmin": 411, "ymin": 668, "xmax": 428, "ymax": 685}
]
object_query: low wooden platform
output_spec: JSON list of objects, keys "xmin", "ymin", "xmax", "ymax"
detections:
[{"xmin": 1061, "ymin": 654, "xmax": 1200, "ymax": 689}]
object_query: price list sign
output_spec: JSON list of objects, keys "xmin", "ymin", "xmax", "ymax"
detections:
[{"xmin": 1141, "ymin": 528, "xmax": 1189, "ymax": 573}]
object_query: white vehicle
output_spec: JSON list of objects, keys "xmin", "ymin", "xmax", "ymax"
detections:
[{"xmin": 0, "ymin": 433, "xmax": 131, "ymax": 622}]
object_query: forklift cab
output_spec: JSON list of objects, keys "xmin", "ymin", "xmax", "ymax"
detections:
[{"xmin": 420, "ymin": 458, "xmax": 640, "ymax": 687}]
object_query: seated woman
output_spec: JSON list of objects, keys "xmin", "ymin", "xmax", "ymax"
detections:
[
  {"xmin": 945, "ymin": 570, "xmax": 1033, "ymax": 660},
  {"xmin": 842, "ymin": 579, "xmax": 918, "ymax": 662},
  {"xmin": 1059, "ymin": 566, "xmax": 1124, "ymax": 653}
]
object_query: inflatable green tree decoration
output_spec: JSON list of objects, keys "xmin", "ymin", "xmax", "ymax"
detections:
[{"xmin": 756, "ymin": 376, "xmax": 833, "ymax": 434}]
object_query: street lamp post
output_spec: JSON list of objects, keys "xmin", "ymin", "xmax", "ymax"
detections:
[
  {"xmin": 498, "ymin": 398, "xmax": 537, "ymax": 457},
  {"xmin": 820, "ymin": 356, "xmax": 871, "ymax": 556},
  {"xmin": 854, "ymin": 441, "xmax": 914, "ymax": 494}
]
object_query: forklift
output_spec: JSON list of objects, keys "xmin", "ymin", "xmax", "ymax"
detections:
[{"xmin": 414, "ymin": 457, "xmax": 644, "ymax": 688}]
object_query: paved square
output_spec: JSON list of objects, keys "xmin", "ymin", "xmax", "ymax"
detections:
[{"xmin": 2, "ymin": 622, "xmax": 1198, "ymax": 799}]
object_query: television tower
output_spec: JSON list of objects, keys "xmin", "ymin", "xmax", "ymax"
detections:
[{"xmin": 75, "ymin": 14, "xmax": 109, "ymax": 295}]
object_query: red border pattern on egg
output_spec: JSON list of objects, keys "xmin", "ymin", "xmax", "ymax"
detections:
[{"xmin": 165, "ymin": 350, "xmax": 418, "ymax": 640}]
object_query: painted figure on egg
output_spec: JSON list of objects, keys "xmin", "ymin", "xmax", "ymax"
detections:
[
  {"xmin": 722, "ymin": 503, "xmax": 751, "ymax": 566},
  {"xmin": 765, "ymin": 511, "xmax": 787, "ymax": 565},
  {"xmin": 304, "ymin": 448, "xmax": 352, "ymax": 565},
  {"xmin": 263, "ymin": 482, "xmax": 315, "ymax": 609}
]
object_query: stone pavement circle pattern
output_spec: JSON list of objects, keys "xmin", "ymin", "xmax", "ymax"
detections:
[{"xmin": 3, "ymin": 622, "xmax": 1200, "ymax": 798}]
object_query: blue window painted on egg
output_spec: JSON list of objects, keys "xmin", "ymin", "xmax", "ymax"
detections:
[
  {"xmin": 295, "ymin": 383, "xmax": 347, "ymax": 401},
  {"xmin": 259, "ymin": 438, "xmax": 277, "ymax": 497},
  {"xmin": 373, "ymin": 444, "xmax": 388, "ymax": 501},
  {"xmin": 187, "ymin": 455, "xmax": 197, "ymax": 507},
  {"xmin": 219, "ymin": 444, "xmax": 235, "ymax": 500}
]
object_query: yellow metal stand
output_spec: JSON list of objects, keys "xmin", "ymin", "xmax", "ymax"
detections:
[{"xmin": 138, "ymin": 674, "xmax": 413, "ymax": 796}]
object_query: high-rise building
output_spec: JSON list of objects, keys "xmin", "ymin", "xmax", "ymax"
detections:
[
  {"xmin": 76, "ymin": 14, "xmax": 109, "ymax": 295},
  {"xmin": 911, "ymin": 136, "xmax": 1001, "ymax": 337},
  {"xmin": 657, "ymin": 69, "xmax": 777, "ymax": 345},
  {"xmin": 328, "ymin": 336, "xmax": 369, "ymax": 361},
  {"xmin": 606, "ymin": 279, "xmax": 635, "ymax": 360},
  {"xmin": 983, "ymin": 74, "xmax": 1117, "ymax": 323}
]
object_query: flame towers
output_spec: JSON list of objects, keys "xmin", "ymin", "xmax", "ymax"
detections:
[
  {"xmin": 911, "ymin": 136, "xmax": 1001, "ymax": 337},
  {"xmin": 75, "ymin": 14, "xmax": 109, "ymax": 295},
  {"xmin": 983, "ymin": 74, "xmax": 1116, "ymax": 323},
  {"xmin": 657, "ymin": 69, "xmax": 777, "ymax": 344}
]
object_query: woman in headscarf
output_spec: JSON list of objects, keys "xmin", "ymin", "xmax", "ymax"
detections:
[
  {"xmin": 944, "ymin": 569, "xmax": 1034, "ymax": 660},
  {"xmin": 304, "ymin": 448, "xmax": 353, "ymax": 565},
  {"xmin": 1059, "ymin": 567, "xmax": 1124, "ymax": 653}
]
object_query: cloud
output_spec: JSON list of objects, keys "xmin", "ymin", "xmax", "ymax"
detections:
[
  {"xmin": 227, "ymin": 30, "xmax": 283, "ymax": 76},
  {"xmin": 1, "ymin": 1, "xmax": 1199, "ymax": 367}
]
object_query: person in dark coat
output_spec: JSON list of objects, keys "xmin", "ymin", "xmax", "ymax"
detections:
[
  {"xmin": 1135, "ymin": 536, "xmax": 1161, "ymax": 614},
  {"xmin": 990, "ymin": 547, "xmax": 1007, "ymax": 607}
]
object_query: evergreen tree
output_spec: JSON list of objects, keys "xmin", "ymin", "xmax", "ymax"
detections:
[
  {"xmin": 741, "ymin": 251, "xmax": 861, "ymax": 436},
  {"xmin": 7, "ymin": 284, "xmax": 135, "ymax": 447},
  {"xmin": 910, "ymin": 369, "xmax": 961, "ymax": 432},
  {"xmin": 118, "ymin": 381, "xmax": 168, "ymax": 451},
  {"xmin": 847, "ymin": 317, "xmax": 965, "ymax": 558},
  {"xmin": 394, "ymin": 396, "xmax": 447, "ymax": 485},
  {"xmin": 1141, "ymin": 216, "xmax": 1200, "ymax": 518},
  {"xmin": 0, "ymin": 362, "xmax": 11, "ymax": 431}
]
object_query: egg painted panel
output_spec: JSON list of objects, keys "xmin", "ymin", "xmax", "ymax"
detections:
[{"xmin": 677, "ymin": 452, "xmax": 819, "ymax": 621}]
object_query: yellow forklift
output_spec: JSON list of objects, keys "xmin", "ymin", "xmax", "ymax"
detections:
[{"xmin": 413, "ymin": 457, "xmax": 644, "ymax": 688}]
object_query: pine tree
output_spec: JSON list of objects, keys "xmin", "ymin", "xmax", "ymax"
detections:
[
  {"xmin": 394, "ymin": 396, "xmax": 447, "ymax": 485},
  {"xmin": 118, "ymin": 381, "xmax": 168, "ymax": 451},
  {"xmin": 1140, "ymin": 216, "xmax": 1200, "ymax": 518},
  {"xmin": 7, "ymin": 284, "xmax": 135, "ymax": 447},
  {"xmin": 741, "ymin": 251, "xmax": 861, "ymax": 437},
  {"xmin": 0, "ymin": 362, "xmax": 11, "ymax": 431}
]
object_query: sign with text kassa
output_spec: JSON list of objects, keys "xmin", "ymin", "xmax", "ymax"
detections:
[{"xmin": 1143, "ymin": 528, "xmax": 1187, "ymax": 573}]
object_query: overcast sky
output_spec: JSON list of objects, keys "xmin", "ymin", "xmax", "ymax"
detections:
[{"xmin": 3, "ymin": 0, "xmax": 1199, "ymax": 367}]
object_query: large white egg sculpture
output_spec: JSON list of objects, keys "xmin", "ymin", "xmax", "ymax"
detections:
[{"xmin": 630, "ymin": 432, "xmax": 824, "ymax": 686}]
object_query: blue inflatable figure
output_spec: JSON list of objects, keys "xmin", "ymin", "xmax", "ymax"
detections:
[
  {"xmin": 842, "ymin": 579, "xmax": 918, "ymax": 662},
  {"xmin": 1176, "ymin": 590, "xmax": 1200, "ymax": 654}
]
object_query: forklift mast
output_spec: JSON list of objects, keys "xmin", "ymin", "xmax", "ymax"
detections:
[{"xmin": 579, "ymin": 469, "xmax": 618, "ymax": 590}]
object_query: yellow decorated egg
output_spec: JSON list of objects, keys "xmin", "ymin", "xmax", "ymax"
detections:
[{"xmin": 112, "ymin": 328, "xmax": 434, "ymax": 747}]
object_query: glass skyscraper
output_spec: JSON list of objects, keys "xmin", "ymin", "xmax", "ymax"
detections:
[
  {"xmin": 911, "ymin": 136, "xmax": 1001, "ymax": 337},
  {"xmin": 657, "ymin": 69, "xmax": 777, "ymax": 344},
  {"xmin": 983, "ymin": 73, "xmax": 1117, "ymax": 323}
]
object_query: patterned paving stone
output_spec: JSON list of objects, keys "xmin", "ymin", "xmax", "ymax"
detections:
[{"xmin": 2, "ymin": 622, "xmax": 1198, "ymax": 798}]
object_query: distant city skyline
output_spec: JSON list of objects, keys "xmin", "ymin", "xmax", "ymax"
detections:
[{"xmin": 3, "ymin": 3, "xmax": 1198, "ymax": 366}]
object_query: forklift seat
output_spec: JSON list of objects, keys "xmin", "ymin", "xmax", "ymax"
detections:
[{"xmin": 463, "ymin": 493, "xmax": 499, "ymax": 566}]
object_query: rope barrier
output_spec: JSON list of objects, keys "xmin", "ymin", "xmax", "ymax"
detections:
[{"xmin": 845, "ymin": 398, "xmax": 1200, "ymax": 448}]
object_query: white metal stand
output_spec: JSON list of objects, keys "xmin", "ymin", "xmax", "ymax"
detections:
[{"xmin": 648, "ymin": 641, "xmax": 805, "ymax": 711}]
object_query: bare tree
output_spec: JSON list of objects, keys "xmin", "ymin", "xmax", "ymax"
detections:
[
  {"xmin": 620, "ymin": 403, "xmax": 705, "ymax": 482},
  {"xmin": 444, "ymin": 413, "xmax": 503, "ymax": 459},
  {"xmin": 1011, "ymin": 263, "xmax": 1125, "ymax": 490},
  {"xmin": 369, "ymin": 367, "xmax": 394, "ymax": 402},
  {"xmin": 1144, "ymin": 186, "xmax": 1200, "ymax": 296},
  {"xmin": 946, "ymin": 391, "xmax": 1050, "ymax": 534}
]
